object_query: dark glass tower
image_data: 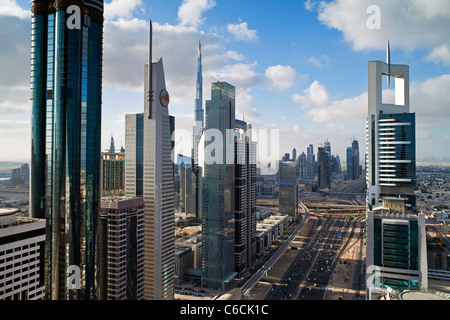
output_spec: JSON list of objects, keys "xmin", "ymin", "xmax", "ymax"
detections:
[
  {"xmin": 30, "ymin": 0, "xmax": 104, "ymax": 300},
  {"xmin": 201, "ymin": 82, "xmax": 236, "ymax": 290}
]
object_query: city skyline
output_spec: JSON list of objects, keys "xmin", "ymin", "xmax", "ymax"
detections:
[{"xmin": 1, "ymin": 0, "xmax": 450, "ymax": 164}]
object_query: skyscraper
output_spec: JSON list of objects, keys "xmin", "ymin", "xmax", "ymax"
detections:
[
  {"xmin": 346, "ymin": 139, "xmax": 360, "ymax": 181},
  {"xmin": 201, "ymin": 81, "xmax": 236, "ymax": 290},
  {"xmin": 365, "ymin": 50, "xmax": 426, "ymax": 297},
  {"xmin": 366, "ymin": 57, "xmax": 416, "ymax": 209},
  {"xmin": 352, "ymin": 139, "xmax": 360, "ymax": 180},
  {"xmin": 278, "ymin": 160, "xmax": 299, "ymax": 220},
  {"xmin": 98, "ymin": 197, "xmax": 144, "ymax": 300},
  {"xmin": 306, "ymin": 144, "xmax": 315, "ymax": 178},
  {"xmin": 124, "ymin": 21, "xmax": 175, "ymax": 300},
  {"xmin": 234, "ymin": 119, "xmax": 257, "ymax": 274},
  {"xmin": 346, "ymin": 146, "xmax": 353, "ymax": 180},
  {"xmin": 317, "ymin": 146, "xmax": 331, "ymax": 190},
  {"xmin": 192, "ymin": 40, "xmax": 204, "ymax": 223},
  {"xmin": 298, "ymin": 152, "xmax": 307, "ymax": 179},
  {"xmin": 29, "ymin": 0, "xmax": 104, "ymax": 300}
]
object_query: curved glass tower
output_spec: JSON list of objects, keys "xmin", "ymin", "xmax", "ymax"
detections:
[{"xmin": 30, "ymin": 0, "xmax": 104, "ymax": 300}]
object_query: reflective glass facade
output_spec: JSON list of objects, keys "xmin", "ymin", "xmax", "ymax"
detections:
[
  {"xmin": 202, "ymin": 82, "xmax": 236, "ymax": 290},
  {"xmin": 30, "ymin": 0, "xmax": 103, "ymax": 300}
]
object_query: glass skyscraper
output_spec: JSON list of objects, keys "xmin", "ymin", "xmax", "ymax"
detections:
[
  {"xmin": 29, "ymin": 0, "xmax": 104, "ymax": 300},
  {"xmin": 201, "ymin": 82, "xmax": 236, "ymax": 290}
]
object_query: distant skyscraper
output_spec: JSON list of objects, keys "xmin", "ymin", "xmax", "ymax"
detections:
[
  {"xmin": 346, "ymin": 146, "xmax": 353, "ymax": 180},
  {"xmin": 324, "ymin": 140, "xmax": 331, "ymax": 156},
  {"xmin": 192, "ymin": 40, "xmax": 204, "ymax": 223},
  {"xmin": 109, "ymin": 135, "xmax": 116, "ymax": 153},
  {"xmin": 346, "ymin": 139, "xmax": 360, "ymax": 181},
  {"xmin": 306, "ymin": 144, "xmax": 315, "ymax": 178},
  {"xmin": 317, "ymin": 146, "xmax": 331, "ymax": 189},
  {"xmin": 352, "ymin": 139, "xmax": 360, "ymax": 180},
  {"xmin": 201, "ymin": 81, "xmax": 236, "ymax": 290},
  {"xmin": 292, "ymin": 148, "xmax": 297, "ymax": 161},
  {"xmin": 298, "ymin": 152, "xmax": 307, "ymax": 179},
  {"xmin": 125, "ymin": 21, "xmax": 175, "ymax": 300},
  {"xmin": 278, "ymin": 161, "xmax": 299, "ymax": 220},
  {"xmin": 29, "ymin": 0, "xmax": 104, "ymax": 300},
  {"xmin": 195, "ymin": 40, "xmax": 204, "ymax": 128}
]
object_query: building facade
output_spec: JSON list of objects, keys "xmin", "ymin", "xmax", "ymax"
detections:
[
  {"xmin": 278, "ymin": 161, "xmax": 299, "ymax": 220},
  {"xmin": 124, "ymin": 24, "xmax": 175, "ymax": 300},
  {"xmin": 366, "ymin": 60, "xmax": 416, "ymax": 209},
  {"xmin": 365, "ymin": 56, "xmax": 425, "ymax": 298},
  {"xmin": 29, "ymin": 0, "xmax": 104, "ymax": 300},
  {"xmin": 98, "ymin": 197, "xmax": 144, "ymax": 300},
  {"xmin": 234, "ymin": 120, "xmax": 257, "ymax": 275},
  {"xmin": 0, "ymin": 209, "xmax": 46, "ymax": 300},
  {"xmin": 201, "ymin": 82, "xmax": 236, "ymax": 290}
]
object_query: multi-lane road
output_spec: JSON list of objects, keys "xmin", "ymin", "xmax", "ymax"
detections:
[{"xmin": 263, "ymin": 215, "xmax": 354, "ymax": 300}]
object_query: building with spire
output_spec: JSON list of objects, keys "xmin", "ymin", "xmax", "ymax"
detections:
[
  {"xmin": 365, "ymin": 43, "xmax": 427, "ymax": 298},
  {"xmin": 124, "ymin": 21, "xmax": 175, "ymax": 300},
  {"xmin": 192, "ymin": 40, "xmax": 204, "ymax": 223}
]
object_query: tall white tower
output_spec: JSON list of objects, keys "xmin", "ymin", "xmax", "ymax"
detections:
[
  {"xmin": 366, "ymin": 45, "xmax": 415, "ymax": 210},
  {"xmin": 125, "ymin": 20, "xmax": 175, "ymax": 300}
]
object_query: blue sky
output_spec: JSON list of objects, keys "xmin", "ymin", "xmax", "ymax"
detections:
[{"xmin": 1, "ymin": 0, "xmax": 450, "ymax": 163}]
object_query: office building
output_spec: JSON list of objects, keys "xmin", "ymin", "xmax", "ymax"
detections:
[
  {"xmin": 366, "ymin": 197, "xmax": 427, "ymax": 297},
  {"xmin": 98, "ymin": 197, "xmax": 144, "ymax": 300},
  {"xmin": 100, "ymin": 151, "xmax": 125, "ymax": 196},
  {"xmin": 124, "ymin": 22, "xmax": 175, "ymax": 300},
  {"xmin": 365, "ymin": 49, "xmax": 425, "ymax": 297},
  {"xmin": 317, "ymin": 146, "xmax": 331, "ymax": 190},
  {"xmin": 278, "ymin": 161, "xmax": 299, "ymax": 220},
  {"xmin": 192, "ymin": 40, "xmax": 204, "ymax": 223},
  {"xmin": 366, "ymin": 57, "xmax": 416, "ymax": 209},
  {"xmin": 298, "ymin": 152, "xmax": 307, "ymax": 179},
  {"xmin": 201, "ymin": 81, "xmax": 236, "ymax": 290},
  {"xmin": 179, "ymin": 162, "xmax": 197, "ymax": 218},
  {"xmin": 352, "ymin": 139, "xmax": 360, "ymax": 180},
  {"xmin": 234, "ymin": 119, "xmax": 257, "ymax": 275},
  {"xmin": 0, "ymin": 208, "xmax": 46, "ymax": 300},
  {"xmin": 346, "ymin": 146, "xmax": 353, "ymax": 180},
  {"xmin": 346, "ymin": 139, "xmax": 360, "ymax": 181},
  {"xmin": 306, "ymin": 144, "xmax": 315, "ymax": 178},
  {"xmin": 29, "ymin": 0, "xmax": 104, "ymax": 300}
]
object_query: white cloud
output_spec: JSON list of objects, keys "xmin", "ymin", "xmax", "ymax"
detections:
[
  {"xmin": 104, "ymin": 0, "xmax": 143, "ymax": 19},
  {"xmin": 264, "ymin": 65, "xmax": 304, "ymax": 91},
  {"xmin": 227, "ymin": 21, "xmax": 258, "ymax": 41},
  {"xmin": 308, "ymin": 54, "xmax": 330, "ymax": 68},
  {"xmin": 177, "ymin": 0, "xmax": 216, "ymax": 28},
  {"xmin": 315, "ymin": 0, "xmax": 450, "ymax": 56},
  {"xmin": 426, "ymin": 44, "xmax": 450, "ymax": 66},
  {"xmin": 0, "ymin": 0, "xmax": 30, "ymax": 19}
]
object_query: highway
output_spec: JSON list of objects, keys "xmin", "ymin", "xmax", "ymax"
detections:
[
  {"xmin": 264, "ymin": 215, "xmax": 354, "ymax": 300},
  {"xmin": 240, "ymin": 204, "xmax": 310, "ymax": 298}
]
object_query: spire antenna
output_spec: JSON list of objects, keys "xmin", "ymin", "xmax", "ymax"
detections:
[{"xmin": 387, "ymin": 40, "xmax": 391, "ymax": 88}]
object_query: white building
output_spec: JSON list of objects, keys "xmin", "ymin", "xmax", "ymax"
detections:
[
  {"xmin": 0, "ymin": 208, "xmax": 45, "ymax": 300},
  {"xmin": 124, "ymin": 22, "xmax": 175, "ymax": 300},
  {"xmin": 366, "ymin": 57, "xmax": 416, "ymax": 209}
]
